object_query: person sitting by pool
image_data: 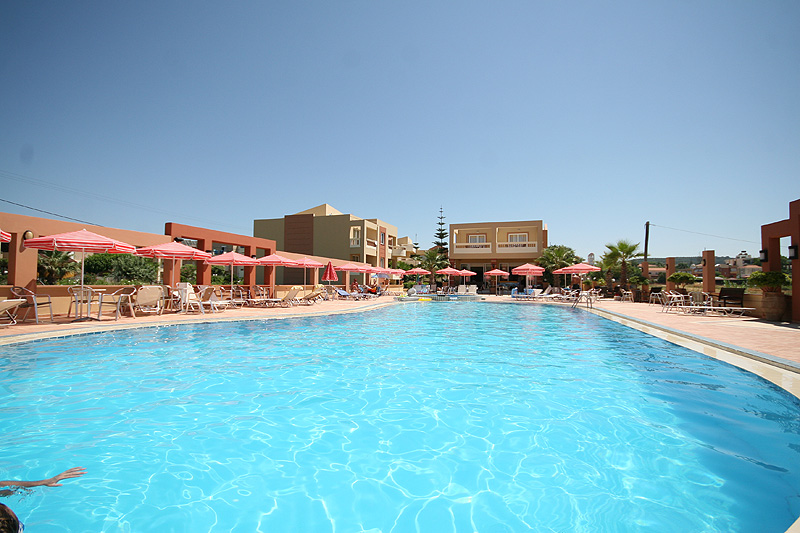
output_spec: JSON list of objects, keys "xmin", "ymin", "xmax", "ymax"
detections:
[
  {"xmin": 350, "ymin": 279, "xmax": 360, "ymax": 293},
  {"xmin": 365, "ymin": 283, "xmax": 378, "ymax": 295},
  {"xmin": 0, "ymin": 467, "xmax": 86, "ymax": 532}
]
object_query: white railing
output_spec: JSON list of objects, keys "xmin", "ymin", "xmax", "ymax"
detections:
[
  {"xmin": 497, "ymin": 241, "xmax": 537, "ymax": 253},
  {"xmin": 452, "ymin": 242, "xmax": 492, "ymax": 254}
]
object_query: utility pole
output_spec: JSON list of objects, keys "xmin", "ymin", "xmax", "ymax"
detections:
[{"xmin": 644, "ymin": 221, "xmax": 650, "ymax": 262}]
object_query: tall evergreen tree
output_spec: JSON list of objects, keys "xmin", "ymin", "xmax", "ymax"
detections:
[{"xmin": 433, "ymin": 207, "xmax": 448, "ymax": 255}]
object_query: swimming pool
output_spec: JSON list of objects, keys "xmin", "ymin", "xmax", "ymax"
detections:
[{"xmin": 2, "ymin": 303, "xmax": 799, "ymax": 532}]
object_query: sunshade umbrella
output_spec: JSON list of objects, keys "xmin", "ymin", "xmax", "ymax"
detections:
[
  {"xmin": 334, "ymin": 262, "xmax": 371, "ymax": 289},
  {"xmin": 553, "ymin": 263, "xmax": 601, "ymax": 288},
  {"xmin": 290, "ymin": 257, "xmax": 324, "ymax": 286},
  {"xmin": 512, "ymin": 263, "xmax": 545, "ymax": 290},
  {"xmin": 0, "ymin": 229, "xmax": 10, "ymax": 243},
  {"xmin": 23, "ymin": 229, "xmax": 136, "ymax": 320},
  {"xmin": 205, "ymin": 251, "xmax": 259, "ymax": 287},
  {"xmin": 258, "ymin": 253, "xmax": 299, "ymax": 294},
  {"xmin": 404, "ymin": 267, "xmax": 431, "ymax": 286},
  {"xmin": 436, "ymin": 267, "xmax": 461, "ymax": 289},
  {"xmin": 458, "ymin": 269, "xmax": 476, "ymax": 288},
  {"xmin": 134, "ymin": 241, "xmax": 211, "ymax": 286},
  {"xmin": 322, "ymin": 261, "xmax": 338, "ymax": 285},
  {"xmin": 484, "ymin": 268, "xmax": 510, "ymax": 296}
]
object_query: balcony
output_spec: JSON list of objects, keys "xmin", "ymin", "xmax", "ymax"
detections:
[
  {"xmin": 365, "ymin": 238, "xmax": 378, "ymax": 254},
  {"xmin": 497, "ymin": 241, "xmax": 538, "ymax": 254},
  {"xmin": 452, "ymin": 242, "xmax": 492, "ymax": 255}
]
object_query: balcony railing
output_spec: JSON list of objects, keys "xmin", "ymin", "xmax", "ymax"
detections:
[
  {"xmin": 497, "ymin": 241, "xmax": 537, "ymax": 253},
  {"xmin": 452, "ymin": 242, "xmax": 492, "ymax": 254}
]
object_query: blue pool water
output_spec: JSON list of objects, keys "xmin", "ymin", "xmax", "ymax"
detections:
[{"xmin": 2, "ymin": 303, "xmax": 799, "ymax": 532}]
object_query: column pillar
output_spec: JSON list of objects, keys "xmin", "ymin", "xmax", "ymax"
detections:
[
  {"xmin": 665, "ymin": 257, "xmax": 676, "ymax": 291},
  {"xmin": 8, "ymin": 233, "xmax": 38, "ymax": 290},
  {"xmin": 702, "ymin": 250, "xmax": 715, "ymax": 293},
  {"xmin": 196, "ymin": 239, "xmax": 211, "ymax": 286}
]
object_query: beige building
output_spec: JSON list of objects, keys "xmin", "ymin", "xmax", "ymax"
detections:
[
  {"xmin": 449, "ymin": 220, "xmax": 548, "ymax": 278},
  {"xmin": 254, "ymin": 204, "xmax": 413, "ymax": 283}
]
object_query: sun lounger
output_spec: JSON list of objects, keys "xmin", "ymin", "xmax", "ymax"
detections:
[
  {"xmin": 297, "ymin": 287, "xmax": 324, "ymax": 305},
  {"xmin": 133, "ymin": 285, "xmax": 164, "ymax": 316},
  {"xmin": 265, "ymin": 286, "xmax": 302, "ymax": 307},
  {"xmin": 0, "ymin": 298, "xmax": 26, "ymax": 326},
  {"xmin": 246, "ymin": 285, "xmax": 271, "ymax": 306},
  {"xmin": 199, "ymin": 286, "xmax": 231, "ymax": 312}
]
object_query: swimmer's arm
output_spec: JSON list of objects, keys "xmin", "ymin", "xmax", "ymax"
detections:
[{"xmin": 0, "ymin": 467, "xmax": 86, "ymax": 488}]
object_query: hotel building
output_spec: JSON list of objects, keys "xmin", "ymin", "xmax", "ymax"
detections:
[
  {"xmin": 448, "ymin": 220, "xmax": 548, "ymax": 278},
  {"xmin": 253, "ymin": 204, "xmax": 414, "ymax": 284}
]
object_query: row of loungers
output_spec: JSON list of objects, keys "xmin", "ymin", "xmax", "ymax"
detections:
[{"xmin": 657, "ymin": 291, "xmax": 755, "ymax": 317}]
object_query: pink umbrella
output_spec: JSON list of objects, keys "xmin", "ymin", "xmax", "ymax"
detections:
[
  {"xmin": 257, "ymin": 253, "xmax": 298, "ymax": 294},
  {"xmin": 23, "ymin": 229, "xmax": 135, "ymax": 289},
  {"xmin": 436, "ymin": 267, "xmax": 461, "ymax": 288},
  {"xmin": 135, "ymin": 241, "xmax": 211, "ymax": 286},
  {"xmin": 512, "ymin": 263, "xmax": 545, "ymax": 290},
  {"xmin": 0, "ymin": 229, "xmax": 10, "ymax": 243},
  {"xmin": 403, "ymin": 267, "xmax": 431, "ymax": 285},
  {"xmin": 334, "ymin": 263, "xmax": 371, "ymax": 272},
  {"xmin": 205, "ymin": 251, "xmax": 259, "ymax": 287},
  {"xmin": 484, "ymin": 268, "xmax": 510, "ymax": 296},
  {"xmin": 258, "ymin": 253, "xmax": 299, "ymax": 267},
  {"xmin": 553, "ymin": 263, "xmax": 600, "ymax": 289},
  {"xmin": 290, "ymin": 257, "xmax": 324, "ymax": 285},
  {"xmin": 553, "ymin": 262, "xmax": 601, "ymax": 274}
]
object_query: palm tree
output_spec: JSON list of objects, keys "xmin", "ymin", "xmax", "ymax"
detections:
[
  {"xmin": 537, "ymin": 245, "xmax": 579, "ymax": 287},
  {"xmin": 604, "ymin": 240, "xmax": 643, "ymax": 289},
  {"xmin": 417, "ymin": 249, "xmax": 449, "ymax": 287},
  {"xmin": 37, "ymin": 250, "xmax": 78, "ymax": 285}
]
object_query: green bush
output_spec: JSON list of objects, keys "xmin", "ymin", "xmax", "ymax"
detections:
[
  {"xmin": 667, "ymin": 272, "xmax": 696, "ymax": 288},
  {"xmin": 747, "ymin": 271, "xmax": 790, "ymax": 292}
]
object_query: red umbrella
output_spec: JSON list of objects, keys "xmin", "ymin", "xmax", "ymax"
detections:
[
  {"xmin": 436, "ymin": 267, "xmax": 461, "ymax": 288},
  {"xmin": 205, "ymin": 251, "xmax": 259, "ymax": 287},
  {"xmin": 512, "ymin": 263, "xmax": 545, "ymax": 290},
  {"xmin": 484, "ymin": 268, "xmax": 510, "ymax": 296},
  {"xmin": 23, "ymin": 229, "xmax": 135, "ymax": 289},
  {"xmin": 334, "ymin": 263, "xmax": 371, "ymax": 272},
  {"xmin": 0, "ymin": 229, "xmax": 10, "ymax": 243},
  {"xmin": 403, "ymin": 267, "xmax": 431, "ymax": 276},
  {"xmin": 322, "ymin": 261, "xmax": 338, "ymax": 284},
  {"xmin": 553, "ymin": 262, "xmax": 601, "ymax": 274},
  {"xmin": 135, "ymin": 241, "xmax": 212, "ymax": 286},
  {"xmin": 258, "ymin": 253, "xmax": 298, "ymax": 267},
  {"xmin": 289, "ymin": 257, "xmax": 324, "ymax": 285}
]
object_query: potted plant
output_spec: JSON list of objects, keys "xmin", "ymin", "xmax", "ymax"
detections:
[
  {"xmin": 628, "ymin": 274, "xmax": 650, "ymax": 302},
  {"xmin": 747, "ymin": 271, "xmax": 790, "ymax": 321},
  {"xmin": 667, "ymin": 272, "xmax": 695, "ymax": 294}
]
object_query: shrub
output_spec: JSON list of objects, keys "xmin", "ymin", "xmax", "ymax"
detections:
[
  {"xmin": 747, "ymin": 271, "xmax": 790, "ymax": 293},
  {"xmin": 667, "ymin": 272, "xmax": 696, "ymax": 288}
]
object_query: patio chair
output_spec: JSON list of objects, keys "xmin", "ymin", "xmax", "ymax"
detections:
[
  {"xmin": 67, "ymin": 286, "xmax": 102, "ymax": 319},
  {"xmin": 176, "ymin": 283, "xmax": 204, "ymax": 314},
  {"xmin": 620, "ymin": 289, "xmax": 634, "ymax": 303},
  {"xmin": 246, "ymin": 285, "xmax": 271, "ymax": 306},
  {"xmin": 334, "ymin": 288, "xmax": 360, "ymax": 300},
  {"xmin": 265, "ymin": 286, "xmax": 303, "ymax": 307},
  {"xmin": 297, "ymin": 285, "xmax": 324, "ymax": 305},
  {"xmin": 9, "ymin": 286, "xmax": 54, "ymax": 323},
  {"xmin": 96, "ymin": 287, "xmax": 136, "ymax": 320},
  {"xmin": 0, "ymin": 298, "xmax": 26, "ymax": 326},
  {"xmin": 133, "ymin": 285, "xmax": 164, "ymax": 315},
  {"xmin": 199, "ymin": 286, "xmax": 230, "ymax": 312}
]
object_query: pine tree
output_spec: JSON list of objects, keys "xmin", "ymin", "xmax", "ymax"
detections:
[{"xmin": 433, "ymin": 207, "xmax": 448, "ymax": 255}]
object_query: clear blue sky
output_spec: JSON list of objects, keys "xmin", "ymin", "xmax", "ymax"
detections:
[{"xmin": 2, "ymin": 1, "xmax": 799, "ymax": 260}]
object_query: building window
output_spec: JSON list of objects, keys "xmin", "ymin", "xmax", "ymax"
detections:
[
  {"xmin": 351, "ymin": 255, "xmax": 360, "ymax": 262},
  {"xmin": 350, "ymin": 228, "xmax": 361, "ymax": 248},
  {"xmin": 508, "ymin": 233, "xmax": 528, "ymax": 243},
  {"xmin": 380, "ymin": 232, "xmax": 385, "ymax": 245},
  {"xmin": 468, "ymin": 234, "xmax": 486, "ymax": 243}
]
